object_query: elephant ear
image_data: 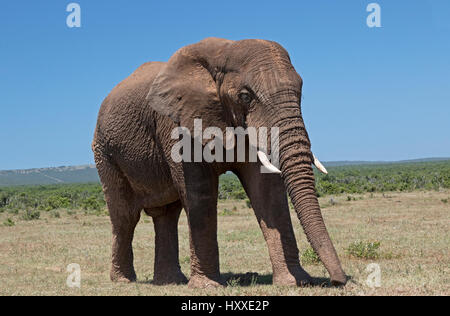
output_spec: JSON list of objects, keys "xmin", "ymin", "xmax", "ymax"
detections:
[{"xmin": 146, "ymin": 38, "xmax": 233, "ymax": 138}]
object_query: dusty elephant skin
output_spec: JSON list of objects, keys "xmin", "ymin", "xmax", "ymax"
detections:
[{"xmin": 92, "ymin": 37, "xmax": 347, "ymax": 288}]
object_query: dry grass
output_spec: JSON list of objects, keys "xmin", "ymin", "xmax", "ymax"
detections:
[{"xmin": 0, "ymin": 190, "xmax": 449, "ymax": 296}]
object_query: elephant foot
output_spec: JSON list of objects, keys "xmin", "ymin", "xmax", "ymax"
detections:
[
  {"xmin": 188, "ymin": 274, "xmax": 224, "ymax": 289},
  {"xmin": 110, "ymin": 266, "xmax": 137, "ymax": 283},
  {"xmin": 153, "ymin": 270, "xmax": 188, "ymax": 285},
  {"xmin": 273, "ymin": 267, "xmax": 312, "ymax": 286},
  {"xmin": 330, "ymin": 273, "xmax": 347, "ymax": 287}
]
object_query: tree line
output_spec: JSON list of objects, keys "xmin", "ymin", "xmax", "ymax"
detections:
[{"xmin": 1, "ymin": 161, "xmax": 449, "ymax": 214}]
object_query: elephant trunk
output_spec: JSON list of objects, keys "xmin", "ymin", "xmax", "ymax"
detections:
[{"xmin": 270, "ymin": 97, "xmax": 346, "ymax": 286}]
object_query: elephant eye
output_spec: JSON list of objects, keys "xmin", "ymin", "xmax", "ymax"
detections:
[{"xmin": 238, "ymin": 91, "xmax": 253, "ymax": 105}]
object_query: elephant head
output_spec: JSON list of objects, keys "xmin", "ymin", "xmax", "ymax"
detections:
[{"xmin": 146, "ymin": 37, "xmax": 346, "ymax": 285}]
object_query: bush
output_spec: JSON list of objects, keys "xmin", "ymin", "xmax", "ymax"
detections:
[
  {"xmin": 0, "ymin": 193, "xmax": 10, "ymax": 208},
  {"xmin": 8, "ymin": 208, "xmax": 19, "ymax": 215},
  {"xmin": 80, "ymin": 196, "xmax": 102, "ymax": 211},
  {"xmin": 0, "ymin": 160, "xmax": 448, "ymax": 216},
  {"xmin": 219, "ymin": 208, "xmax": 233, "ymax": 216},
  {"xmin": 0, "ymin": 183, "xmax": 105, "ymax": 213},
  {"xmin": 3, "ymin": 218, "xmax": 15, "ymax": 227},
  {"xmin": 21, "ymin": 209, "xmax": 40, "ymax": 221},
  {"xmin": 315, "ymin": 161, "xmax": 450, "ymax": 196},
  {"xmin": 50, "ymin": 210, "xmax": 61, "ymax": 218},
  {"xmin": 45, "ymin": 195, "xmax": 71, "ymax": 210},
  {"xmin": 301, "ymin": 248, "xmax": 320, "ymax": 265},
  {"xmin": 218, "ymin": 174, "xmax": 248, "ymax": 200},
  {"xmin": 346, "ymin": 241, "xmax": 381, "ymax": 259}
]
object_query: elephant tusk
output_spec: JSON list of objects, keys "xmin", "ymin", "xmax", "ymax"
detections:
[
  {"xmin": 313, "ymin": 154, "xmax": 328, "ymax": 174},
  {"xmin": 257, "ymin": 151, "xmax": 282, "ymax": 174}
]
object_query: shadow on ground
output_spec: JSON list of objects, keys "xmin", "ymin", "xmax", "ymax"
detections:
[
  {"xmin": 222, "ymin": 272, "xmax": 272, "ymax": 286},
  {"xmin": 139, "ymin": 272, "xmax": 352, "ymax": 288},
  {"xmin": 220, "ymin": 272, "xmax": 352, "ymax": 288}
]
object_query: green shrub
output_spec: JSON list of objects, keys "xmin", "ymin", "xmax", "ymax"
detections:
[
  {"xmin": 8, "ymin": 208, "xmax": 19, "ymax": 215},
  {"xmin": 80, "ymin": 196, "xmax": 101, "ymax": 211},
  {"xmin": 232, "ymin": 189, "xmax": 247, "ymax": 200},
  {"xmin": 0, "ymin": 193, "xmax": 10, "ymax": 208},
  {"xmin": 0, "ymin": 183, "xmax": 105, "ymax": 213},
  {"xmin": 301, "ymin": 248, "xmax": 320, "ymax": 265},
  {"xmin": 45, "ymin": 195, "xmax": 71, "ymax": 210},
  {"xmin": 226, "ymin": 277, "xmax": 241, "ymax": 287},
  {"xmin": 21, "ymin": 209, "xmax": 40, "ymax": 221},
  {"xmin": 50, "ymin": 210, "xmax": 61, "ymax": 218},
  {"xmin": 346, "ymin": 241, "xmax": 381, "ymax": 259},
  {"xmin": 0, "ymin": 160, "xmax": 448, "ymax": 217},
  {"xmin": 219, "ymin": 208, "xmax": 233, "ymax": 216},
  {"xmin": 3, "ymin": 218, "xmax": 15, "ymax": 227},
  {"xmin": 315, "ymin": 161, "xmax": 450, "ymax": 196}
]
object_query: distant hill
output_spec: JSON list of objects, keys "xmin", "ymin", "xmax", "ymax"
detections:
[
  {"xmin": 1, "ymin": 158, "xmax": 449, "ymax": 187},
  {"xmin": 0, "ymin": 165, "xmax": 99, "ymax": 186}
]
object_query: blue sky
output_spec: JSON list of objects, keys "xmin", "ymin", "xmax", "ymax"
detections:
[{"xmin": 1, "ymin": 0, "xmax": 449, "ymax": 170}]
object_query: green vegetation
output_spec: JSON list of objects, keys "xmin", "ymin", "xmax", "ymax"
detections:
[
  {"xmin": 0, "ymin": 183, "xmax": 105, "ymax": 215},
  {"xmin": 218, "ymin": 161, "xmax": 450, "ymax": 200},
  {"xmin": 21, "ymin": 209, "xmax": 40, "ymax": 221},
  {"xmin": 218, "ymin": 160, "xmax": 450, "ymax": 199},
  {"xmin": 219, "ymin": 208, "xmax": 233, "ymax": 216},
  {"xmin": 301, "ymin": 247, "xmax": 320, "ymax": 265},
  {"xmin": 1, "ymin": 189, "xmax": 448, "ymax": 295},
  {"xmin": 0, "ymin": 161, "xmax": 448, "ymax": 216},
  {"xmin": 345, "ymin": 241, "xmax": 381, "ymax": 260},
  {"xmin": 0, "ymin": 172, "xmax": 449, "ymax": 295},
  {"xmin": 315, "ymin": 161, "xmax": 450, "ymax": 196},
  {"xmin": 3, "ymin": 217, "xmax": 15, "ymax": 227},
  {"xmin": 218, "ymin": 174, "xmax": 247, "ymax": 199}
]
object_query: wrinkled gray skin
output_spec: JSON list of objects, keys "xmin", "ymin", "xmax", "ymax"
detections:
[{"xmin": 93, "ymin": 38, "xmax": 347, "ymax": 288}]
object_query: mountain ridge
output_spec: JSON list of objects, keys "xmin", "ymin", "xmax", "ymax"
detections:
[{"xmin": 0, "ymin": 165, "xmax": 99, "ymax": 187}]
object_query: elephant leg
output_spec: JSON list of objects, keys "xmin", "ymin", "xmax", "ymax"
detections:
[
  {"xmin": 236, "ymin": 163, "xmax": 312, "ymax": 286},
  {"xmin": 95, "ymin": 155, "xmax": 141, "ymax": 282},
  {"xmin": 109, "ymin": 208, "xmax": 140, "ymax": 282},
  {"xmin": 180, "ymin": 164, "xmax": 222, "ymax": 288},
  {"xmin": 152, "ymin": 201, "xmax": 188, "ymax": 285}
]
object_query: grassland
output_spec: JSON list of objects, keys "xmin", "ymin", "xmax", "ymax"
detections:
[
  {"xmin": 0, "ymin": 161, "xmax": 449, "ymax": 295},
  {"xmin": 0, "ymin": 189, "xmax": 449, "ymax": 296}
]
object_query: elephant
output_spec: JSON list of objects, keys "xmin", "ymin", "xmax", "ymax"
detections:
[{"xmin": 92, "ymin": 37, "xmax": 347, "ymax": 288}]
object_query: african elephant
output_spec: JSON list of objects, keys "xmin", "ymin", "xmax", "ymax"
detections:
[{"xmin": 92, "ymin": 37, "xmax": 346, "ymax": 288}]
